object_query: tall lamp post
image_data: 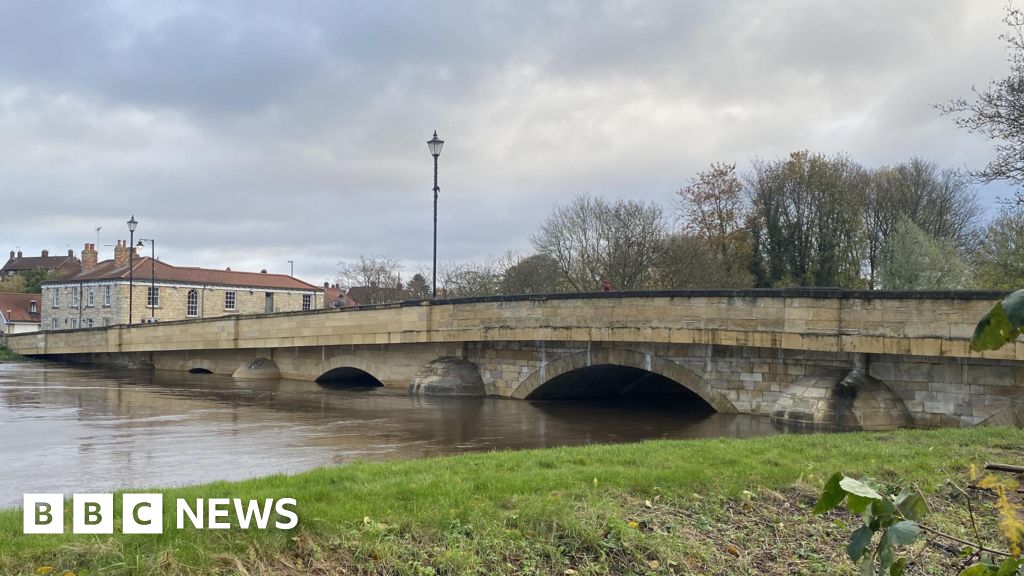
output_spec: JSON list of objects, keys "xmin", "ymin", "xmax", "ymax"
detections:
[
  {"xmin": 427, "ymin": 131, "xmax": 444, "ymax": 298},
  {"xmin": 127, "ymin": 215, "xmax": 138, "ymax": 324},
  {"xmin": 137, "ymin": 239, "xmax": 155, "ymax": 320}
]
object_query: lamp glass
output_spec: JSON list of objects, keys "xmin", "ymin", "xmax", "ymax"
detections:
[
  {"xmin": 427, "ymin": 132, "xmax": 444, "ymax": 156},
  {"xmin": 127, "ymin": 215, "xmax": 138, "ymax": 232}
]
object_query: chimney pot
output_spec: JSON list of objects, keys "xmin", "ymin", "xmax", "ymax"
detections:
[
  {"xmin": 41, "ymin": 249, "xmax": 48, "ymax": 257},
  {"xmin": 260, "ymin": 269, "xmax": 267, "ymax": 274},
  {"xmin": 82, "ymin": 243, "xmax": 98, "ymax": 271},
  {"xmin": 8, "ymin": 251, "xmax": 13, "ymax": 259}
]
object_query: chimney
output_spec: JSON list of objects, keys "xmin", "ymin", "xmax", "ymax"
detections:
[
  {"xmin": 16, "ymin": 250, "xmax": 22, "ymax": 258},
  {"xmin": 260, "ymin": 269, "xmax": 267, "ymax": 274},
  {"xmin": 82, "ymin": 243, "xmax": 98, "ymax": 271},
  {"xmin": 68, "ymin": 249, "xmax": 74, "ymax": 257},
  {"xmin": 8, "ymin": 251, "xmax": 13, "ymax": 260},
  {"xmin": 113, "ymin": 240, "xmax": 129, "ymax": 267},
  {"xmin": 41, "ymin": 249, "xmax": 48, "ymax": 257},
  {"xmin": 323, "ymin": 281, "xmax": 329, "ymax": 288}
]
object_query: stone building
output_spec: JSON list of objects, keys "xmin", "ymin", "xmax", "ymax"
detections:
[{"xmin": 41, "ymin": 242, "xmax": 323, "ymax": 330}]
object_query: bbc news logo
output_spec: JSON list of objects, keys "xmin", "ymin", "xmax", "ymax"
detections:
[{"xmin": 23, "ymin": 494, "xmax": 298, "ymax": 534}]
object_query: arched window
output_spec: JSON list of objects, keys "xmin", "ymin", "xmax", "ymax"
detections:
[{"xmin": 186, "ymin": 289, "xmax": 199, "ymax": 317}]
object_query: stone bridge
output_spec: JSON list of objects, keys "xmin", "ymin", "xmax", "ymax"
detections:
[{"xmin": 7, "ymin": 289, "xmax": 1024, "ymax": 429}]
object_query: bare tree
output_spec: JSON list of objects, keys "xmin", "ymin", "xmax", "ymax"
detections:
[
  {"xmin": 531, "ymin": 194, "xmax": 666, "ymax": 291},
  {"xmin": 337, "ymin": 255, "xmax": 403, "ymax": 304},
  {"xmin": 437, "ymin": 259, "xmax": 503, "ymax": 298},
  {"xmin": 940, "ymin": 3, "xmax": 1024, "ymax": 202}
]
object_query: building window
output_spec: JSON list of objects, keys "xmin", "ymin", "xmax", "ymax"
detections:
[
  {"xmin": 86, "ymin": 318, "xmax": 93, "ymax": 328},
  {"xmin": 225, "ymin": 291, "xmax": 236, "ymax": 311},
  {"xmin": 70, "ymin": 318, "xmax": 78, "ymax": 329},
  {"xmin": 87, "ymin": 286, "xmax": 95, "ymax": 307},
  {"xmin": 52, "ymin": 289, "xmax": 59, "ymax": 308},
  {"xmin": 71, "ymin": 288, "xmax": 79, "ymax": 308},
  {"xmin": 302, "ymin": 293, "xmax": 312, "ymax": 311},
  {"xmin": 29, "ymin": 301, "xmax": 37, "ymax": 314},
  {"xmin": 102, "ymin": 317, "xmax": 110, "ymax": 327},
  {"xmin": 147, "ymin": 286, "xmax": 160, "ymax": 308},
  {"xmin": 103, "ymin": 285, "xmax": 111, "ymax": 307},
  {"xmin": 187, "ymin": 289, "xmax": 199, "ymax": 317},
  {"xmin": 51, "ymin": 318, "xmax": 58, "ymax": 330}
]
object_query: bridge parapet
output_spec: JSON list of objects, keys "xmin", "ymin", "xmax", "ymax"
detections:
[{"xmin": 6, "ymin": 290, "xmax": 1014, "ymax": 361}]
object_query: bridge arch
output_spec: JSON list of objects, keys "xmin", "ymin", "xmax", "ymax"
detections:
[
  {"xmin": 511, "ymin": 348, "xmax": 736, "ymax": 413},
  {"xmin": 314, "ymin": 356, "xmax": 384, "ymax": 387},
  {"xmin": 183, "ymin": 359, "xmax": 216, "ymax": 374}
]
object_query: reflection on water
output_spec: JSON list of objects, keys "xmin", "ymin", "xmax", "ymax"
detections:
[{"xmin": 0, "ymin": 361, "xmax": 780, "ymax": 507}]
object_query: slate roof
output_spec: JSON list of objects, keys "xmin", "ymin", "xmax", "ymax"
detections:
[
  {"xmin": 46, "ymin": 257, "xmax": 320, "ymax": 291},
  {"xmin": 1, "ymin": 254, "xmax": 80, "ymax": 277},
  {"xmin": 0, "ymin": 292, "xmax": 42, "ymax": 323}
]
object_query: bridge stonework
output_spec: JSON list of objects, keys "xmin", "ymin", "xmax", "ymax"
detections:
[{"xmin": 8, "ymin": 290, "xmax": 1024, "ymax": 428}]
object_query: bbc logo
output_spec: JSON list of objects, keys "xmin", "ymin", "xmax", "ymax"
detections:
[{"xmin": 24, "ymin": 493, "xmax": 163, "ymax": 534}]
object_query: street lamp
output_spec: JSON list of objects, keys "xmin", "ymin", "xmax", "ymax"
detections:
[
  {"xmin": 127, "ymin": 215, "xmax": 137, "ymax": 324},
  {"xmin": 137, "ymin": 239, "xmax": 155, "ymax": 320},
  {"xmin": 427, "ymin": 130, "xmax": 444, "ymax": 298}
]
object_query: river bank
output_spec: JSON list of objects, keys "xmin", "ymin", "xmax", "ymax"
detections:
[{"xmin": 1, "ymin": 428, "xmax": 1022, "ymax": 575}]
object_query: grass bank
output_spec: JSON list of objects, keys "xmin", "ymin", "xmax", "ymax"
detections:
[
  {"xmin": 1, "ymin": 428, "xmax": 1022, "ymax": 575},
  {"xmin": 0, "ymin": 346, "xmax": 21, "ymax": 361}
]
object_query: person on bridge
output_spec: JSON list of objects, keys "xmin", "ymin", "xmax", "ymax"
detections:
[{"xmin": 601, "ymin": 278, "xmax": 615, "ymax": 292}]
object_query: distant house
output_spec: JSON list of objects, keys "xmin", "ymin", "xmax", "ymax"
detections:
[
  {"xmin": 345, "ymin": 285, "xmax": 412, "ymax": 306},
  {"xmin": 0, "ymin": 292, "xmax": 42, "ymax": 335},
  {"xmin": 41, "ymin": 242, "xmax": 323, "ymax": 330},
  {"xmin": 322, "ymin": 283, "xmax": 357, "ymax": 309},
  {"xmin": 2, "ymin": 249, "xmax": 81, "ymax": 279}
]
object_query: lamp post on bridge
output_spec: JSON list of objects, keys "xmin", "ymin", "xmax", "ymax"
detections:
[
  {"xmin": 137, "ymin": 238, "xmax": 155, "ymax": 320},
  {"xmin": 127, "ymin": 215, "xmax": 137, "ymax": 324},
  {"xmin": 427, "ymin": 131, "xmax": 444, "ymax": 299}
]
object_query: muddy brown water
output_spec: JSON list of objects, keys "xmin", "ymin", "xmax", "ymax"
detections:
[{"xmin": 0, "ymin": 361, "xmax": 781, "ymax": 508}]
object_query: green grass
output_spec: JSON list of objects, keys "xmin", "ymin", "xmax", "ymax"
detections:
[
  {"xmin": 0, "ymin": 346, "xmax": 22, "ymax": 361},
  {"xmin": 1, "ymin": 428, "xmax": 1022, "ymax": 575}
]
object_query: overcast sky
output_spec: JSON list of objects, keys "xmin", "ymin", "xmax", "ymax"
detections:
[{"xmin": 0, "ymin": 1, "xmax": 1015, "ymax": 285}]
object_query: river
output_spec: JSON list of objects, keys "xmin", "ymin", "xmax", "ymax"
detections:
[{"xmin": 0, "ymin": 360, "xmax": 781, "ymax": 508}]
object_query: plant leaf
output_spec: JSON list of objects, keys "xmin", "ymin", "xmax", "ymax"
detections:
[
  {"xmin": 995, "ymin": 556, "xmax": 1022, "ymax": 576},
  {"xmin": 972, "ymin": 295, "xmax": 1024, "ymax": 352},
  {"xmin": 894, "ymin": 488, "xmax": 928, "ymax": 522},
  {"xmin": 848, "ymin": 525, "xmax": 873, "ymax": 561},
  {"xmin": 959, "ymin": 564, "xmax": 995, "ymax": 576},
  {"xmin": 814, "ymin": 472, "xmax": 846, "ymax": 514},
  {"xmin": 841, "ymin": 477, "xmax": 884, "ymax": 500},
  {"xmin": 848, "ymin": 494, "xmax": 876, "ymax": 515},
  {"xmin": 889, "ymin": 557, "xmax": 907, "ymax": 576},
  {"xmin": 858, "ymin": 553, "xmax": 875, "ymax": 576},
  {"xmin": 887, "ymin": 521, "xmax": 921, "ymax": 546}
]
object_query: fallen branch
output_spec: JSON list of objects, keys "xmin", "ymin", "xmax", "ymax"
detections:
[{"xmin": 984, "ymin": 463, "xmax": 1024, "ymax": 474}]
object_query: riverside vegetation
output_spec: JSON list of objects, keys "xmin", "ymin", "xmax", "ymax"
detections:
[{"xmin": 1, "ymin": 428, "xmax": 1022, "ymax": 575}]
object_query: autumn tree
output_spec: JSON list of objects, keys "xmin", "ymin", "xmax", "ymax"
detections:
[
  {"xmin": 879, "ymin": 217, "xmax": 969, "ymax": 290},
  {"xmin": 673, "ymin": 162, "xmax": 753, "ymax": 288},
  {"xmin": 973, "ymin": 205, "xmax": 1024, "ymax": 290},
  {"xmin": 864, "ymin": 159, "xmax": 980, "ymax": 288},
  {"xmin": 531, "ymin": 194, "xmax": 666, "ymax": 291},
  {"xmin": 746, "ymin": 151, "xmax": 868, "ymax": 288}
]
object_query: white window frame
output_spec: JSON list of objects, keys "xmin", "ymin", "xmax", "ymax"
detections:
[
  {"xmin": 147, "ymin": 286, "xmax": 160, "ymax": 308},
  {"xmin": 87, "ymin": 286, "xmax": 94, "ymax": 307},
  {"xmin": 186, "ymin": 289, "xmax": 199, "ymax": 317},
  {"xmin": 225, "ymin": 291, "xmax": 236, "ymax": 311},
  {"xmin": 70, "ymin": 318, "xmax": 78, "ymax": 329},
  {"xmin": 70, "ymin": 288, "xmax": 79, "ymax": 308},
  {"xmin": 52, "ymin": 289, "xmax": 59, "ymax": 308},
  {"xmin": 103, "ymin": 285, "xmax": 111, "ymax": 307},
  {"xmin": 302, "ymin": 293, "xmax": 312, "ymax": 311},
  {"xmin": 51, "ymin": 318, "xmax": 58, "ymax": 330}
]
